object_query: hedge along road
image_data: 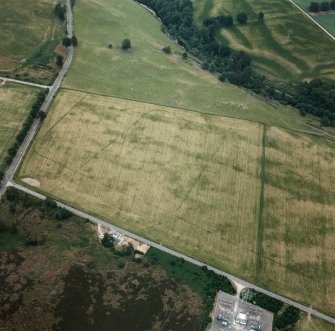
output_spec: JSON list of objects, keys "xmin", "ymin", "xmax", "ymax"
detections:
[
  {"xmin": 0, "ymin": 0, "xmax": 74, "ymax": 197},
  {"xmin": 7, "ymin": 180, "xmax": 335, "ymax": 326}
]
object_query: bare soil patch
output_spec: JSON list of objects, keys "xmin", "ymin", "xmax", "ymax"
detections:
[{"xmin": 21, "ymin": 178, "xmax": 40, "ymax": 187}]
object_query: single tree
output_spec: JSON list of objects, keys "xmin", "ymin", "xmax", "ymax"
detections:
[
  {"xmin": 38, "ymin": 111, "xmax": 46, "ymax": 121},
  {"xmin": 258, "ymin": 11, "xmax": 264, "ymax": 22},
  {"xmin": 108, "ymin": 43, "xmax": 113, "ymax": 49},
  {"xmin": 223, "ymin": 15, "xmax": 233, "ymax": 26},
  {"xmin": 309, "ymin": 2, "xmax": 320, "ymax": 12},
  {"xmin": 331, "ymin": 0, "xmax": 335, "ymax": 9},
  {"xmin": 182, "ymin": 52, "xmax": 188, "ymax": 59},
  {"xmin": 71, "ymin": 35, "xmax": 78, "ymax": 46},
  {"xmin": 56, "ymin": 55, "xmax": 63, "ymax": 67},
  {"xmin": 236, "ymin": 12, "xmax": 248, "ymax": 24},
  {"xmin": 55, "ymin": 3, "xmax": 65, "ymax": 21},
  {"xmin": 162, "ymin": 46, "xmax": 172, "ymax": 54},
  {"xmin": 121, "ymin": 38, "xmax": 131, "ymax": 50},
  {"xmin": 62, "ymin": 37, "xmax": 72, "ymax": 47}
]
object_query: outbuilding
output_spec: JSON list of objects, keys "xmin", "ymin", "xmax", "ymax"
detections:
[{"xmin": 236, "ymin": 312, "xmax": 248, "ymax": 325}]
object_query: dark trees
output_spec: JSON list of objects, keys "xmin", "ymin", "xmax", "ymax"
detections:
[
  {"xmin": 274, "ymin": 306, "xmax": 300, "ymax": 330},
  {"xmin": 121, "ymin": 38, "xmax": 131, "ymax": 50},
  {"xmin": 55, "ymin": 3, "xmax": 66, "ymax": 21},
  {"xmin": 258, "ymin": 11, "xmax": 264, "ymax": 22},
  {"xmin": 72, "ymin": 35, "xmax": 78, "ymax": 47},
  {"xmin": 62, "ymin": 37, "xmax": 72, "ymax": 47},
  {"xmin": 223, "ymin": 15, "xmax": 234, "ymax": 26},
  {"xmin": 236, "ymin": 12, "xmax": 248, "ymax": 24},
  {"xmin": 309, "ymin": 2, "xmax": 320, "ymax": 11},
  {"xmin": 162, "ymin": 46, "xmax": 172, "ymax": 54},
  {"xmin": 204, "ymin": 15, "xmax": 233, "ymax": 28},
  {"xmin": 56, "ymin": 55, "xmax": 63, "ymax": 67},
  {"xmin": 320, "ymin": 1, "xmax": 330, "ymax": 10},
  {"xmin": 38, "ymin": 111, "xmax": 46, "ymax": 121}
]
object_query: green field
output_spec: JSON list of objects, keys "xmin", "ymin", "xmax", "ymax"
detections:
[
  {"xmin": 289, "ymin": 0, "xmax": 335, "ymax": 38},
  {"xmin": 62, "ymin": 0, "xmax": 332, "ymax": 133},
  {"xmin": 292, "ymin": 0, "xmax": 312, "ymax": 10},
  {"xmin": 0, "ymin": 82, "xmax": 38, "ymax": 161},
  {"xmin": 314, "ymin": 14, "xmax": 335, "ymax": 37},
  {"xmin": 18, "ymin": 89, "xmax": 335, "ymax": 314},
  {"xmin": 193, "ymin": 0, "xmax": 335, "ymax": 82},
  {"xmin": 296, "ymin": 314, "xmax": 335, "ymax": 331},
  {"xmin": 0, "ymin": 0, "xmax": 64, "ymax": 83}
]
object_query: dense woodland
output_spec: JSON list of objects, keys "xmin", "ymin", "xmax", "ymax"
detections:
[{"xmin": 136, "ymin": 0, "xmax": 335, "ymax": 127}]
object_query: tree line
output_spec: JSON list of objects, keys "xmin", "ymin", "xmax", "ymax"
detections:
[
  {"xmin": 241, "ymin": 289, "xmax": 300, "ymax": 330},
  {"xmin": 136, "ymin": 0, "xmax": 335, "ymax": 127},
  {"xmin": 309, "ymin": 1, "xmax": 335, "ymax": 12},
  {"xmin": 0, "ymin": 90, "xmax": 48, "ymax": 181}
]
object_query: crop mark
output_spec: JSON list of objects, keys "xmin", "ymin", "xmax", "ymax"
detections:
[{"xmin": 255, "ymin": 124, "xmax": 266, "ymax": 281}]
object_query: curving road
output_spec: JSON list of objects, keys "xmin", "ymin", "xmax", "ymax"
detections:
[
  {"xmin": 7, "ymin": 180, "xmax": 335, "ymax": 326},
  {"xmin": 0, "ymin": 0, "xmax": 73, "ymax": 196}
]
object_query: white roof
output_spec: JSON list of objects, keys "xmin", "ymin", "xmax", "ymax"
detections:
[{"xmin": 236, "ymin": 313, "xmax": 248, "ymax": 322}]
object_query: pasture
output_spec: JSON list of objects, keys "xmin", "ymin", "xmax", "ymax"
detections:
[
  {"xmin": 0, "ymin": 82, "xmax": 38, "ymax": 161},
  {"xmin": 62, "ymin": 0, "xmax": 324, "ymax": 131},
  {"xmin": 296, "ymin": 314, "xmax": 335, "ymax": 331},
  {"xmin": 19, "ymin": 89, "xmax": 263, "ymax": 280},
  {"xmin": 292, "ymin": 0, "xmax": 313, "ymax": 10},
  {"xmin": 261, "ymin": 127, "xmax": 335, "ymax": 314},
  {"xmin": 314, "ymin": 14, "xmax": 335, "ymax": 37},
  {"xmin": 193, "ymin": 0, "xmax": 335, "ymax": 82},
  {"xmin": 0, "ymin": 0, "xmax": 64, "ymax": 84}
]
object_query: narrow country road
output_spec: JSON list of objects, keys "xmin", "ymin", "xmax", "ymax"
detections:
[
  {"xmin": 0, "ymin": 77, "xmax": 50, "ymax": 89},
  {"xmin": 7, "ymin": 180, "xmax": 335, "ymax": 326},
  {"xmin": 0, "ymin": 0, "xmax": 73, "ymax": 196}
]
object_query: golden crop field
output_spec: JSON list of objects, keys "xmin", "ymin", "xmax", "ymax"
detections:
[
  {"xmin": 261, "ymin": 127, "xmax": 335, "ymax": 314},
  {"xmin": 19, "ymin": 89, "xmax": 263, "ymax": 279}
]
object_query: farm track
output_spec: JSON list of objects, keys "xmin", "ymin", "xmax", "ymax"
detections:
[{"xmin": 0, "ymin": 77, "xmax": 50, "ymax": 89}]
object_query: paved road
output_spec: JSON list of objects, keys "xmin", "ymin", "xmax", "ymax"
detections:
[
  {"xmin": 0, "ymin": 77, "xmax": 50, "ymax": 89},
  {"xmin": 0, "ymin": 0, "xmax": 73, "ymax": 196},
  {"xmin": 8, "ymin": 180, "xmax": 335, "ymax": 325}
]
